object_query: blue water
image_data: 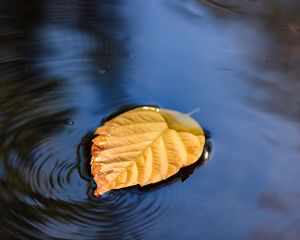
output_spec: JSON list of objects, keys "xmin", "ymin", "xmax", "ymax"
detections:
[{"xmin": 1, "ymin": 0, "xmax": 300, "ymax": 239}]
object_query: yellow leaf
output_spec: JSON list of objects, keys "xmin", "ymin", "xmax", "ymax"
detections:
[{"xmin": 91, "ymin": 106, "xmax": 205, "ymax": 196}]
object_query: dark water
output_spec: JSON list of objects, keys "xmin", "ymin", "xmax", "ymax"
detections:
[{"xmin": 1, "ymin": 0, "xmax": 300, "ymax": 239}]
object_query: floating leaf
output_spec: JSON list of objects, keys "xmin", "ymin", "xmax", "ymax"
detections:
[{"xmin": 91, "ymin": 106, "xmax": 205, "ymax": 196}]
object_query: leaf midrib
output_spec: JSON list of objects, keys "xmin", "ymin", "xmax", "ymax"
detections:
[{"xmin": 102, "ymin": 123, "xmax": 171, "ymax": 187}]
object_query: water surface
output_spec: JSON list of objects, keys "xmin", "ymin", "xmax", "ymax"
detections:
[{"xmin": 1, "ymin": 0, "xmax": 300, "ymax": 239}]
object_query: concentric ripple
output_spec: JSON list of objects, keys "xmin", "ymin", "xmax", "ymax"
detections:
[
  {"xmin": 75, "ymin": 131, "xmax": 185, "ymax": 239},
  {"xmin": 0, "ymin": 0, "xmax": 213, "ymax": 239},
  {"xmin": 1, "ymin": 128, "xmax": 185, "ymax": 239}
]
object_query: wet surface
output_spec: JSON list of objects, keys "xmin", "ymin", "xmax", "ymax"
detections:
[{"xmin": 0, "ymin": 0, "xmax": 300, "ymax": 239}]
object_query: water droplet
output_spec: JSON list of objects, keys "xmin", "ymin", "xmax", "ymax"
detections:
[
  {"xmin": 202, "ymin": 140, "xmax": 212, "ymax": 162},
  {"xmin": 64, "ymin": 119, "xmax": 75, "ymax": 125}
]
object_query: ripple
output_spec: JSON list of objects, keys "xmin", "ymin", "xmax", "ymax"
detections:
[
  {"xmin": 1, "ymin": 128, "xmax": 186, "ymax": 239},
  {"xmin": 0, "ymin": 0, "xmax": 215, "ymax": 238},
  {"xmin": 76, "ymin": 131, "xmax": 185, "ymax": 238}
]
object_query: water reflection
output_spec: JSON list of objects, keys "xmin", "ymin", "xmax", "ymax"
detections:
[
  {"xmin": 189, "ymin": 1, "xmax": 300, "ymax": 239},
  {"xmin": 0, "ymin": 0, "xmax": 165, "ymax": 239},
  {"xmin": 251, "ymin": 192, "xmax": 300, "ymax": 240},
  {"xmin": 1, "ymin": 0, "xmax": 300, "ymax": 239},
  {"xmin": 195, "ymin": 0, "xmax": 300, "ymax": 123}
]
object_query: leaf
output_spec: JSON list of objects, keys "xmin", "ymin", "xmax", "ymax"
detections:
[{"xmin": 91, "ymin": 106, "xmax": 205, "ymax": 196}]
